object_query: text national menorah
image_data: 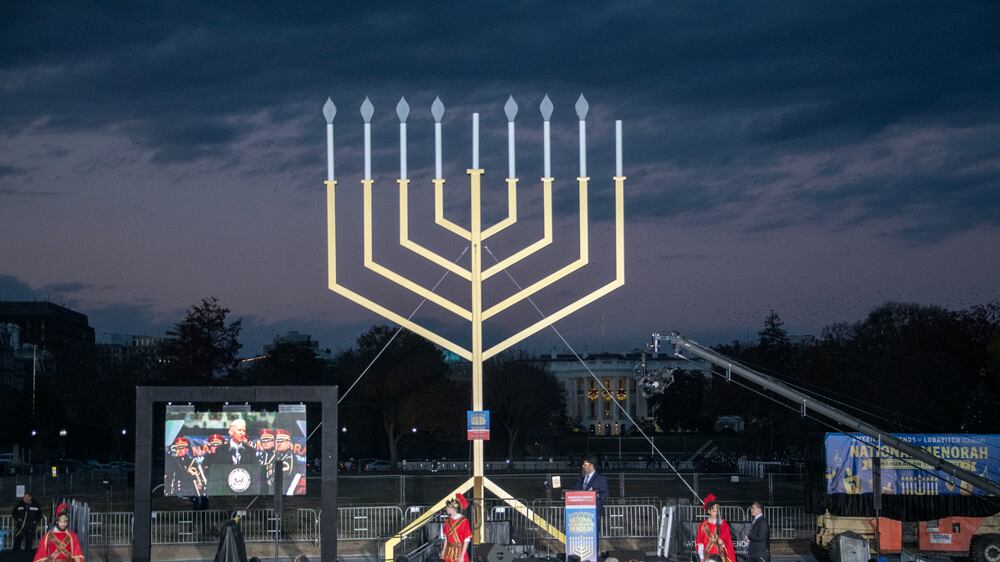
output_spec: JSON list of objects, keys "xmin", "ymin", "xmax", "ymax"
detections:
[{"xmin": 321, "ymin": 94, "xmax": 625, "ymax": 560}]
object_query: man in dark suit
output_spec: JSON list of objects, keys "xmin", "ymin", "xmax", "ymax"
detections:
[
  {"xmin": 746, "ymin": 501, "xmax": 770, "ymax": 562},
  {"xmin": 572, "ymin": 455, "xmax": 609, "ymax": 534}
]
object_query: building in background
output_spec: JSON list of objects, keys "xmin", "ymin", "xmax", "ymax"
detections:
[
  {"xmin": 0, "ymin": 302, "xmax": 95, "ymax": 378},
  {"xmin": 97, "ymin": 333, "xmax": 168, "ymax": 377},
  {"xmin": 535, "ymin": 351, "xmax": 710, "ymax": 436}
]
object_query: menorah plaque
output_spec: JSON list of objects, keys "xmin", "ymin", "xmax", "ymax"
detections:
[{"xmin": 321, "ymin": 94, "xmax": 625, "ymax": 560}]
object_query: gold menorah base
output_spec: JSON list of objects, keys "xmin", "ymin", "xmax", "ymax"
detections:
[{"xmin": 383, "ymin": 477, "xmax": 566, "ymax": 562}]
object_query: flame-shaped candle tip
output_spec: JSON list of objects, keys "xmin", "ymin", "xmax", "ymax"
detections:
[
  {"xmin": 360, "ymin": 97, "xmax": 374, "ymax": 123},
  {"xmin": 540, "ymin": 95, "xmax": 553, "ymax": 121},
  {"xmin": 575, "ymin": 94, "xmax": 589, "ymax": 120},
  {"xmin": 396, "ymin": 97, "xmax": 410, "ymax": 123},
  {"xmin": 431, "ymin": 97, "xmax": 445, "ymax": 123},
  {"xmin": 323, "ymin": 98, "xmax": 337, "ymax": 124},
  {"xmin": 504, "ymin": 96, "xmax": 518, "ymax": 121}
]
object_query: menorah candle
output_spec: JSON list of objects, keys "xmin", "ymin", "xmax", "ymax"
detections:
[
  {"xmin": 327, "ymin": 123, "xmax": 334, "ymax": 181},
  {"xmin": 432, "ymin": 97, "xmax": 444, "ymax": 180},
  {"xmin": 505, "ymin": 96, "xmax": 518, "ymax": 178},
  {"xmin": 472, "ymin": 113, "xmax": 479, "ymax": 169},
  {"xmin": 323, "ymin": 98, "xmax": 336, "ymax": 181},
  {"xmin": 540, "ymin": 95, "xmax": 553, "ymax": 178},
  {"xmin": 543, "ymin": 121, "xmax": 551, "ymax": 177},
  {"xmin": 400, "ymin": 122, "xmax": 407, "ymax": 179},
  {"xmin": 435, "ymin": 122, "xmax": 442, "ymax": 179},
  {"xmin": 361, "ymin": 97, "xmax": 374, "ymax": 180},
  {"xmin": 397, "ymin": 97, "xmax": 409, "ymax": 180},
  {"xmin": 365, "ymin": 123, "xmax": 371, "ymax": 180},
  {"xmin": 508, "ymin": 120, "xmax": 515, "ymax": 178},
  {"xmin": 576, "ymin": 95, "xmax": 589, "ymax": 177},
  {"xmin": 615, "ymin": 120, "xmax": 623, "ymax": 177}
]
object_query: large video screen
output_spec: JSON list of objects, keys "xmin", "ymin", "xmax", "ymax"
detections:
[{"xmin": 164, "ymin": 405, "xmax": 307, "ymax": 496}]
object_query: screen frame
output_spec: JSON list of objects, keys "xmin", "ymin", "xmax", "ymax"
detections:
[{"xmin": 134, "ymin": 386, "xmax": 337, "ymax": 562}]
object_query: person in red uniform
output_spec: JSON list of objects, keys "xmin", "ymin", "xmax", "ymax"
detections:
[
  {"xmin": 695, "ymin": 494, "xmax": 736, "ymax": 562},
  {"xmin": 440, "ymin": 493, "xmax": 472, "ymax": 562},
  {"xmin": 34, "ymin": 503, "xmax": 84, "ymax": 562}
]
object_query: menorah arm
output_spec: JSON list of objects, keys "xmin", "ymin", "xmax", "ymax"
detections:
[
  {"xmin": 482, "ymin": 176, "xmax": 625, "ymax": 360},
  {"xmin": 326, "ymin": 181, "xmax": 472, "ymax": 360},
  {"xmin": 362, "ymin": 180, "xmax": 472, "ymax": 320},
  {"xmin": 481, "ymin": 177, "xmax": 589, "ymax": 320},
  {"xmin": 480, "ymin": 178, "xmax": 518, "ymax": 240},
  {"xmin": 382, "ymin": 477, "xmax": 475, "ymax": 562},
  {"xmin": 481, "ymin": 178, "xmax": 553, "ymax": 281},
  {"xmin": 434, "ymin": 179, "xmax": 472, "ymax": 240},
  {"xmin": 398, "ymin": 180, "xmax": 472, "ymax": 281},
  {"xmin": 482, "ymin": 477, "xmax": 566, "ymax": 543}
]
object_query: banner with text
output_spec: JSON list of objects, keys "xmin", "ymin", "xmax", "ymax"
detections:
[{"xmin": 825, "ymin": 433, "xmax": 1000, "ymax": 496}]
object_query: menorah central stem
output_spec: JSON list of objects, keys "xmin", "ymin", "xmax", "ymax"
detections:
[{"xmin": 468, "ymin": 168, "xmax": 486, "ymax": 542}]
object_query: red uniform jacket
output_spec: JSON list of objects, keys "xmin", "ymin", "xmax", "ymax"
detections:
[
  {"xmin": 696, "ymin": 518, "xmax": 736, "ymax": 562},
  {"xmin": 34, "ymin": 529, "xmax": 84, "ymax": 562},
  {"xmin": 442, "ymin": 514, "xmax": 472, "ymax": 562}
]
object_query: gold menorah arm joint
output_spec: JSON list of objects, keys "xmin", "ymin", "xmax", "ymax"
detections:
[
  {"xmin": 383, "ymin": 477, "xmax": 475, "ymax": 562},
  {"xmin": 482, "ymin": 477, "xmax": 566, "ymax": 543},
  {"xmin": 433, "ymin": 179, "xmax": 472, "ymax": 240},
  {"xmin": 482, "ymin": 175, "xmax": 625, "ymax": 360},
  {"xmin": 398, "ymin": 179, "xmax": 473, "ymax": 281},
  {"xmin": 326, "ymin": 181, "xmax": 472, "ymax": 360},
  {"xmin": 362, "ymin": 180, "xmax": 472, "ymax": 321},
  {"xmin": 481, "ymin": 177, "xmax": 589, "ymax": 320},
  {"xmin": 482, "ymin": 177, "xmax": 554, "ymax": 281},
  {"xmin": 481, "ymin": 178, "xmax": 519, "ymax": 240}
]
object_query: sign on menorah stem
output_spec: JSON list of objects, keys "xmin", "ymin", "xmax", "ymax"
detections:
[{"xmin": 321, "ymin": 94, "xmax": 625, "ymax": 558}]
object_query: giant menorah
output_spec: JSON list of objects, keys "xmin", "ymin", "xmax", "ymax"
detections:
[{"xmin": 321, "ymin": 94, "xmax": 624, "ymax": 559}]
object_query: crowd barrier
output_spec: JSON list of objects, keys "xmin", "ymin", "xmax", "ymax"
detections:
[
  {"xmin": 2, "ymin": 502, "xmax": 814, "ymax": 549},
  {"xmin": 0, "ymin": 515, "xmax": 48, "ymax": 550},
  {"xmin": 674, "ymin": 504, "xmax": 816, "ymax": 540}
]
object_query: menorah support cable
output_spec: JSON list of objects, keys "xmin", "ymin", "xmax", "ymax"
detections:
[{"xmin": 321, "ymin": 95, "xmax": 624, "ymax": 560}]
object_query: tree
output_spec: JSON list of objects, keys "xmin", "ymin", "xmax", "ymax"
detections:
[
  {"xmin": 484, "ymin": 359, "xmax": 567, "ymax": 458},
  {"xmin": 160, "ymin": 297, "xmax": 242, "ymax": 384},
  {"xmin": 757, "ymin": 310, "xmax": 790, "ymax": 358},
  {"xmin": 339, "ymin": 325, "xmax": 458, "ymax": 465},
  {"xmin": 242, "ymin": 341, "xmax": 328, "ymax": 386}
]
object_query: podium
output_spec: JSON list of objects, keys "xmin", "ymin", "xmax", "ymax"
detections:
[{"xmin": 565, "ymin": 491, "xmax": 598, "ymax": 562}]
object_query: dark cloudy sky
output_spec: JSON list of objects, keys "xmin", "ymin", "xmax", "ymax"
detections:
[{"xmin": 2, "ymin": 2, "xmax": 998, "ymax": 356}]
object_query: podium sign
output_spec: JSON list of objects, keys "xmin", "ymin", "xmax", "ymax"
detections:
[{"xmin": 565, "ymin": 491, "xmax": 598, "ymax": 562}]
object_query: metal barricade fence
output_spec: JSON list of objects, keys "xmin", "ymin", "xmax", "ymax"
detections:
[
  {"xmin": 0, "ymin": 514, "xmax": 48, "ymax": 550},
  {"xmin": 764, "ymin": 506, "xmax": 815, "ymax": 540},
  {"xmin": 89, "ymin": 511, "xmax": 133, "ymax": 547},
  {"xmin": 603, "ymin": 504, "xmax": 660, "ymax": 538},
  {"xmin": 5, "ymin": 502, "xmax": 815, "ymax": 547},
  {"xmin": 339, "ymin": 506, "xmax": 405, "ymax": 541},
  {"xmin": 294, "ymin": 508, "xmax": 320, "ymax": 543}
]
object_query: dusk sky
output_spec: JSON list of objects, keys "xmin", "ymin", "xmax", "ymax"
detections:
[{"xmin": 2, "ymin": 3, "xmax": 998, "ymax": 357}]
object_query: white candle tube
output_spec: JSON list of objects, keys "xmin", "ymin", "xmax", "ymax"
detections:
[
  {"xmin": 364, "ymin": 123, "xmax": 371, "ymax": 180},
  {"xmin": 579, "ymin": 120, "xmax": 586, "ymax": 177},
  {"xmin": 435, "ymin": 122, "xmax": 442, "ymax": 180},
  {"xmin": 543, "ymin": 120, "xmax": 551, "ymax": 178},
  {"xmin": 326, "ymin": 123, "xmax": 334, "ymax": 181},
  {"xmin": 400, "ymin": 123, "xmax": 407, "ymax": 180},
  {"xmin": 615, "ymin": 120, "xmax": 622, "ymax": 177},
  {"xmin": 508, "ymin": 121, "xmax": 515, "ymax": 178},
  {"xmin": 472, "ymin": 113, "xmax": 479, "ymax": 169}
]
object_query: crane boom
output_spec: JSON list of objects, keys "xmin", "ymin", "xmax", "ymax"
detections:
[{"xmin": 655, "ymin": 331, "xmax": 1000, "ymax": 498}]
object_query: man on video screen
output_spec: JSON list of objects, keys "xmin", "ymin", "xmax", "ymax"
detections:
[{"xmin": 207, "ymin": 418, "xmax": 250, "ymax": 467}]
